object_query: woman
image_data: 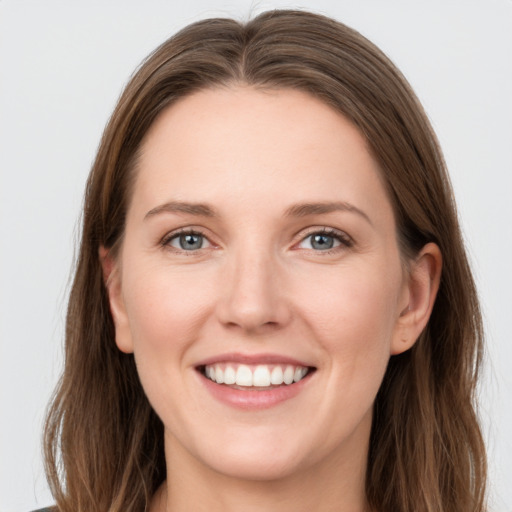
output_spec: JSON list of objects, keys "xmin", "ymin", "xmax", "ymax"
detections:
[{"xmin": 41, "ymin": 9, "xmax": 487, "ymax": 512}]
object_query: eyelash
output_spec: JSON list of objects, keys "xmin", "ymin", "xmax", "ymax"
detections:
[
  {"xmin": 160, "ymin": 227, "xmax": 353, "ymax": 255},
  {"xmin": 296, "ymin": 227, "xmax": 353, "ymax": 255},
  {"xmin": 160, "ymin": 228, "xmax": 212, "ymax": 255}
]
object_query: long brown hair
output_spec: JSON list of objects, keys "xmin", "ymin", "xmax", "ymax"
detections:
[{"xmin": 44, "ymin": 9, "xmax": 486, "ymax": 511}]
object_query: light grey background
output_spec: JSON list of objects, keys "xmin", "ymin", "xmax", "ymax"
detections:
[{"xmin": 1, "ymin": 1, "xmax": 511, "ymax": 510}]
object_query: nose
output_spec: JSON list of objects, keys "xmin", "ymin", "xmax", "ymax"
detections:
[{"xmin": 216, "ymin": 246, "xmax": 292, "ymax": 334}]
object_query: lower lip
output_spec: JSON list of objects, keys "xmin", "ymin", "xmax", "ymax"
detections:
[{"xmin": 198, "ymin": 371, "xmax": 313, "ymax": 410}]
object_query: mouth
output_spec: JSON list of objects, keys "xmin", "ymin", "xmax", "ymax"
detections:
[
  {"xmin": 195, "ymin": 356, "xmax": 316, "ymax": 409},
  {"xmin": 198, "ymin": 362, "xmax": 315, "ymax": 389}
]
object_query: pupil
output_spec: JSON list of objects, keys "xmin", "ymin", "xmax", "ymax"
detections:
[
  {"xmin": 180, "ymin": 233, "xmax": 202, "ymax": 250},
  {"xmin": 312, "ymin": 234, "xmax": 333, "ymax": 250}
]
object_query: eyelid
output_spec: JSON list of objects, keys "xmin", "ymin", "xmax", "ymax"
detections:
[
  {"xmin": 160, "ymin": 227, "xmax": 215, "ymax": 253},
  {"xmin": 293, "ymin": 226, "xmax": 353, "ymax": 252}
]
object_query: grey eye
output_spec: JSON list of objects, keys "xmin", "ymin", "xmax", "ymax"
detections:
[
  {"xmin": 310, "ymin": 234, "xmax": 336, "ymax": 250},
  {"xmin": 169, "ymin": 232, "xmax": 209, "ymax": 251},
  {"xmin": 298, "ymin": 232, "xmax": 344, "ymax": 251}
]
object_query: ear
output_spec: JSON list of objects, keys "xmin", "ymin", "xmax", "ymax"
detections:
[
  {"xmin": 99, "ymin": 245, "xmax": 134, "ymax": 354},
  {"xmin": 391, "ymin": 242, "xmax": 442, "ymax": 355}
]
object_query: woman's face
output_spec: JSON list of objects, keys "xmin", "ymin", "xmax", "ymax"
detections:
[{"xmin": 107, "ymin": 87, "xmax": 416, "ymax": 482}]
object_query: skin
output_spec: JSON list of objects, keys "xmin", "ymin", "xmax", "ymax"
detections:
[{"xmin": 102, "ymin": 86, "xmax": 441, "ymax": 512}]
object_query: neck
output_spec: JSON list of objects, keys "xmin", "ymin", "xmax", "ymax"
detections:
[{"xmin": 154, "ymin": 429, "xmax": 370, "ymax": 512}]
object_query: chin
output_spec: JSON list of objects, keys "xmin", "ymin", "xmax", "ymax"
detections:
[{"xmin": 202, "ymin": 446, "xmax": 310, "ymax": 482}]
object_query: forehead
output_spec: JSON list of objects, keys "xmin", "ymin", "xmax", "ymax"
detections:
[
  {"xmin": 131, "ymin": 86, "xmax": 393, "ymax": 224},
  {"xmin": 141, "ymin": 86, "xmax": 372, "ymax": 169}
]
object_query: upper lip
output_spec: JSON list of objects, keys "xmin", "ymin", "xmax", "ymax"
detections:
[{"xmin": 195, "ymin": 352, "xmax": 315, "ymax": 368}]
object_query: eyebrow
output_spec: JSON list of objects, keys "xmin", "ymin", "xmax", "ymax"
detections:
[
  {"xmin": 284, "ymin": 201, "xmax": 373, "ymax": 225},
  {"xmin": 144, "ymin": 200, "xmax": 372, "ymax": 225},
  {"xmin": 145, "ymin": 201, "xmax": 217, "ymax": 219}
]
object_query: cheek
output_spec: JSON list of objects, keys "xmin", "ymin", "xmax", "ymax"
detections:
[
  {"xmin": 296, "ymin": 262, "xmax": 402, "ymax": 396},
  {"xmin": 300, "ymin": 266, "xmax": 400, "ymax": 343},
  {"xmin": 122, "ymin": 263, "xmax": 216, "ymax": 358},
  {"xmin": 120, "ymin": 263, "xmax": 219, "ymax": 422}
]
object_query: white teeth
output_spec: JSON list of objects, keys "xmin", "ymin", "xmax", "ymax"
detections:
[
  {"xmin": 215, "ymin": 366, "xmax": 224, "ymax": 384},
  {"xmin": 253, "ymin": 365, "xmax": 271, "ymax": 387},
  {"xmin": 283, "ymin": 365, "xmax": 294, "ymax": 385},
  {"xmin": 235, "ymin": 365, "xmax": 253, "ymax": 386},
  {"xmin": 294, "ymin": 367, "xmax": 308, "ymax": 382},
  {"xmin": 203, "ymin": 363, "xmax": 310, "ymax": 387},
  {"xmin": 224, "ymin": 365, "xmax": 236, "ymax": 385},
  {"xmin": 270, "ymin": 366, "xmax": 284, "ymax": 385}
]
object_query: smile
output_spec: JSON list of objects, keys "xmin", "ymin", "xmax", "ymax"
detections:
[
  {"xmin": 202, "ymin": 363, "xmax": 311, "ymax": 388},
  {"xmin": 196, "ymin": 355, "xmax": 316, "ymax": 409}
]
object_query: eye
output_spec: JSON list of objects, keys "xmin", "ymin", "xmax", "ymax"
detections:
[
  {"xmin": 297, "ymin": 229, "xmax": 352, "ymax": 252},
  {"xmin": 164, "ymin": 230, "xmax": 211, "ymax": 251}
]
